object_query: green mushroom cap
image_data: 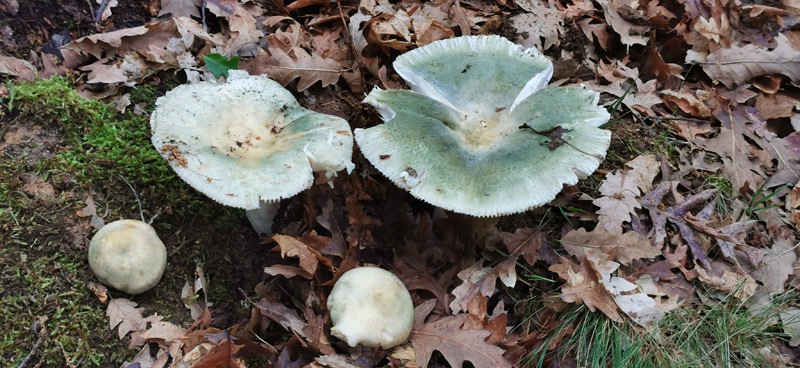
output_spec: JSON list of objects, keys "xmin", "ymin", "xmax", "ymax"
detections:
[{"xmin": 355, "ymin": 35, "xmax": 611, "ymax": 217}]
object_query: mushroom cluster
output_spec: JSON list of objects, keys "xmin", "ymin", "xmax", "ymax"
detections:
[
  {"xmin": 150, "ymin": 70, "xmax": 354, "ymax": 236},
  {"xmin": 355, "ymin": 35, "xmax": 611, "ymax": 217}
]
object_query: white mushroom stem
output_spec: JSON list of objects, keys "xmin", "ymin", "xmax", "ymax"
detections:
[{"xmin": 245, "ymin": 200, "xmax": 280, "ymax": 237}]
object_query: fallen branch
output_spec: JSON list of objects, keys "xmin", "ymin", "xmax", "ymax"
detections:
[{"xmin": 18, "ymin": 316, "xmax": 48, "ymax": 368}]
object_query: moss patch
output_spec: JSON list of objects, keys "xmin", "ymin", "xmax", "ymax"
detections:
[{"xmin": 0, "ymin": 77, "xmax": 269, "ymax": 366}]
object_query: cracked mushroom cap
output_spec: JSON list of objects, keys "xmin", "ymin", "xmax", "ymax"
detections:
[
  {"xmin": 150, "ymin": 70, "xmax": 354, "ymax": 210},
  {"xmin": 88, "ymin": 220, "xmax": 167, "ymax": 295},
  {"xmin": 355, "ymin": 35, "xmax": 611, "ymax": 217}
]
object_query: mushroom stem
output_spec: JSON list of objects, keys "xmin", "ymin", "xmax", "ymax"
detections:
[
  {"xmin": 245, "ymin": 200, "xmax": 280, "ymax": 237},
  {"xmin": 444, "ymin": 210, "xmax": 501, "ymax": 245}
]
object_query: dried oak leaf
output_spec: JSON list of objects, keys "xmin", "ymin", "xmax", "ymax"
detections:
[
  {"xmin": 411, "ymin": 300, "xmax": 512, "ymax": 368},
  {"xmin": 129, "ymin": 320, "xmax": 188, "ymax": 349},
  {"xmin": 549, "ymin": 258, "xmax": 623, "ymax": 322},
  {"xmin": 497, "ymin": 227, "xmax": 544, "ymax": 265},
  {"xmin": 510, "ymin": 0, "xmax": 565, "ymax": 51},
  {"xmin": 597, "ymin": 0, "xmax": 649, "ymax": 47},
  {"xmin": 560, "ymin": 227, "xmax": 659, "ymax": 266},
  {"xmin": 254, "ymin": 298, "xmax": 308, "ymax": 338},
  {"xmin": 268, "ymin": 234, "xmax": 332, "ymax": 278},
  {"xmin": 260, "ymin": 46, "xmax": 343, "ymax": 91},
  {"xmin": 698, "ymin": 107, "xmax": 769, "ymax": 192},
  {"xmin": 0, "ymin": 54, "xmax": 36, "ymax": 80},
  {"xmin": 107, "ymin": 298, "xmax": 161, "ymax": 339},
  {"xmin": 159, "ymin": 0, "xmax": 202, "ymax": 17},
  {"xmin": 594, "ymin": 154, "xmax": 659, "ymax": 231},
  {"xmin": 687, "ymin": 33, "xmax": 800, "ymax": 88},
  {"xmin": 449, "ymin": 259, "xmax": 516, "ymax": 314},
  {"xmin": 639, "ymin": 181, "xmax": 716, "ymax": 268}
]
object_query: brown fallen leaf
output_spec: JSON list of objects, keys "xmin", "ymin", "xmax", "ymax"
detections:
[
  {"xmin": 107, "ymin": 298, "xmax": 162, "ymax": 339},
  {"xmin": 410, "ymin": 300, "xmax": 512, "ymax": 368},
  {"xmin": 0, "ymin": 54, "xmax": 36, "ymax": 80},
  {"xmin": 597, "ymin": 0, "xmax": 649, "ymax": 47},
  {"xmin": 594, "ymin": 154, "xmax": 659, "ymax": 231},
  {"xmin": 639, "ymin": 181, "xmax": 717, "ymax": 268},
  {"xmin": 687, "ymin": 33, "xmax": 800, "ymax": 88},
  {"xmin": 497, "ymin": 227, "xmax": 544, "ymax": 265},
  {"xmin": 125, "ymin": 344, "xmax": 167, "ymax": 368},
  {"xmin": 270, "ymin": 234, "xmax": 323, "ymax": 276},
  {"xmin": 449, "ymin": 258, "xmax": 516, "ymax": 314},
  {"xmin": 509, "ymin": 0, "xmax": 565, "ymax": 51},
  {"xmin": 254, "ymin": 298, "xmax": 308, "ymax": 338},
  {"xmin": 256, "ymin": 46, "xmax": 344, "ymax": 91},
  {"xmin": 159, "ymin": 0, "xmax": 202, "ymax": 17},
  {"xmin": 129, "ymin": 320, "xmax": 188, "ymax": 349},
  {"xmin": 550, "ymin": 257, "xmax": 623, "ymax": 322},
  {"xmin": 560, "ymin": 227, "xmax": 660, "ymax": 266},
  {"xmin": 76, "ymin": 193, "xmax": 106, "ymax": 230}
]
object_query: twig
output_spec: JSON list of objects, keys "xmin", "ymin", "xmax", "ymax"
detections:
[
  {"xmin": 94, "ymin": 0, "xmax": 109, "ymax": 26},
  {"xmin": 644, "ymin": 116, "xmax": 713, "ymax": 124},
  {"xmin": 202, "ymin": 0, "xmax": 208, "ymax": 31},
  {"xmin": 118, "ymin": 174, "xmax": 144, "ymax": 222},
  {"xmin": 18, "ymin": 317, "xmax": 48, "ymax": 368}
]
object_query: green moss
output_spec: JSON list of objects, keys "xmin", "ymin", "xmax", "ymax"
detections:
[
  {"xmin": 0, "ymin": 251, "xmax": 125, "ymax": 366},
  {"xmin": 5, "ymin": 77, "xmax": 109, "ymax": 144},
  {"xmin": 1, "ymin": 76, "xmax": 261, "ymax": 366}
]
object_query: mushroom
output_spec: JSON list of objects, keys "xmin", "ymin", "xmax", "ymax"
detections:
[
  {"xmin": 355, "ymin": 35, "xmax": 611, "ymax": 218},
  {"xmin": 150, "ymin": 70, "xmax": 354, "ymax": 236},
  {"xmin": 327, "ymin": 267, "xmax": 414, "ymax": 348},
  {"xmin": 88, "ymin": 219, "xmax": 167, "ymax": 295}
]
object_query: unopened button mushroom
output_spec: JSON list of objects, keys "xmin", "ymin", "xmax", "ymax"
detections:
[
  {"xmin": 87, "ymin": 219, "xmax": 167, "ymax": 295},
  {"xmin": 327, "ymin": 267, "xmax": 414, "ymax": 348}
]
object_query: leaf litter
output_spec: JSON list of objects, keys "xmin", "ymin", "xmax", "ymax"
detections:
[{"xmin": 3, "ymin": 0, "xmax": 800, "ymax": 365}]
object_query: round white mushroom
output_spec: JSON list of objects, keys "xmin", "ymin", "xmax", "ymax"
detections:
[
  {"xmin": 355, "ymin": 35, "xmax": 611, "ymax": 217},
  {"xmin": 88, "ymin": 219, "xmax": 167, "ymax": 295},
  {"xmin": 150, "ymin": 70, "xmax": 354, "ymax": 236},
  {"xmin": 328, "ymin": 267, "xmax": 414, "ymax": 348}
]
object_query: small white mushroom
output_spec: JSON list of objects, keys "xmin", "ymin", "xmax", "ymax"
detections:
[
  {"xmin": 328, "ymin": 267, "xmax": 414, "ymax": 348},
  {"xmin": 88, "ymin": 219, "xmax": 167, "ymax": 295}
]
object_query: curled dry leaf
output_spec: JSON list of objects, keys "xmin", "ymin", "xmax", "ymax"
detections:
[
  {"xmin": 255, "ymin": 299, "xmax": 308, "ymax": 338},
  {"xmin": 268, "ymin": 234, "xmax": 332, "ymax": 278},
  {"xmin": 0, "ymin": 54, "xmax": 36, "ymax": 80},
  {"xmin": 596, "ymin": 0, "xmax": 649, "ymax": 47},
  {"xmin": 75, "ymin": 193, "xmax": 105, "ymax": 230}
]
